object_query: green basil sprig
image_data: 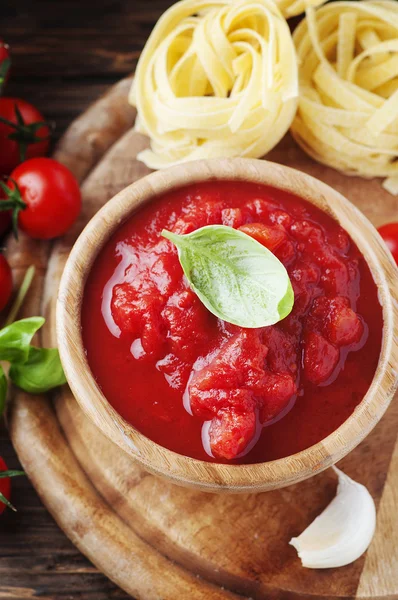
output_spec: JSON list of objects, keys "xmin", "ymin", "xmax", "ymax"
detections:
[
  {"xmin": 9, "ymin": 346, "xmax": 66, "ymax": 395},
  {"xmin": 0, "ymin": 266, "xmax": 63, "ymax": 512},
  {"xmin": 0, "ymin": 317, "xmax": 66, "ymax": 415},
  {"xmin": 162, "ymin": 225, "xmax": 294, "ymax": 328},
  {"xmin": 0, "ymin": 316, "xmax": 44, "ymax": 364}
]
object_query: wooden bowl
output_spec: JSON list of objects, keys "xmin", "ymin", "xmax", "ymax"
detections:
[{"xmin": 56, "ymin": 158, "xmax": 398, "ymax": 493}]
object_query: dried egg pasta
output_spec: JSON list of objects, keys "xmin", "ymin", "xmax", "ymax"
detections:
[
  {"xmin": 292, "ymin": 0, "xmax": 398, "ymax": 194},
  {"xmin": 130, "ymin": 0, "xmax": 298, "ymax": 170}
]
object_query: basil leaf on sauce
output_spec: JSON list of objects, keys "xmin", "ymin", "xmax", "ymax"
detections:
[
  {"xmin": 162, "ymin": 225, "xmax": 294, "ymax": 328},
  {"xmin": 9, "ymin": 346, "xmax": 67, "ymax": 395}
]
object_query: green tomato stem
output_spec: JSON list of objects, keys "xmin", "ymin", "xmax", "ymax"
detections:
[
  {"xmin": 0, "ymin": 491, "xmax": 16, "ymax": 512},
  {"xmin": 0, "ymin": 470, "xmax": 25, "ymax": 479},
  {"xmin": 5, "ymin": 266, "xmax": 36, "ymax": 327}
]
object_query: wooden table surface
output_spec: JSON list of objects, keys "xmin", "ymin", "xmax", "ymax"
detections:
[{"xmin": 1, "ymin": 2, "xmax": 173, "ymax": 598}]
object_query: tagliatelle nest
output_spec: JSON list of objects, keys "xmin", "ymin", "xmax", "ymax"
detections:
[
  {"xmin": 130, "ymin": 0, "xmax": 298, "ymax": 170},
  {"xmin": 292, "ymin": 0, "xmax": 398, "ymax": 195}
]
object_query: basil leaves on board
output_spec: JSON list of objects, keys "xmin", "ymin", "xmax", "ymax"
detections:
[
  {"xmin": 0, "ymin": 317, "xmax": 44, "ymax": 363},
  {"xmin": 0, "ymin": 317, "xmax": 66, "ymax": 417},
  {"xmin": 9, "ymin": 346, "xmax": 66, "ymax": 394}
]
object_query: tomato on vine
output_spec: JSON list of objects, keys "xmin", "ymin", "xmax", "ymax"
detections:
[
  {"xmin": 0, "ymin": 458, "xmax": 11, "ymax": 514},
  {"xmin": 0, "ymin": 98, "xmax": 51, "ymax": 174},
  {"xmin": 0, "ymin": 158, "xmax": 81, "ymax": 240},
  {"xmin": 0, "ymin": 254, "xmax": 12, "ymax": 312},
  {"xmin": 0, "ymin": 186, "xmax": 11, "ymax": 237},
  {"xmin": 0, "ymin": 40, "xmax": 11, "ymax": 94},
  {"xmin": 0, "ymin": 457, "xmax": 24, "ymax": 514}
]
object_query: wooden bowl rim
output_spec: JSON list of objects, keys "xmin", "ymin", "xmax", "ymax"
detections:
[{"xmin": 56, "ymin": 158, "xmax": 398, "ymax": 493}]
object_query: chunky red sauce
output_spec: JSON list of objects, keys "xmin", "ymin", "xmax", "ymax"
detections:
[{"xmin": 82, "ymin": 181, "xmax": 383, "ymax": 463}]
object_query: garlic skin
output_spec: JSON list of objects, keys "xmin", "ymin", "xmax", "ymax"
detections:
[{"xmin": 290, "ymin": 467, "xmax": 376, "ymax": 569}]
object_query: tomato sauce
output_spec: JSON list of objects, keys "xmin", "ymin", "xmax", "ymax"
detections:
[{"xmin": 82, "ymin": 181, "xmax": 383, "ymax": 463}]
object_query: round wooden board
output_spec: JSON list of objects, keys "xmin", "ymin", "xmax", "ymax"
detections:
[{"xmin": 6, "ymin": 77, "xmax": 398, "ymax": 600}]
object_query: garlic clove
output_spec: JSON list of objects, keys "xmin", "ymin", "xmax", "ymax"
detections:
[{"xmin": 290, "ymin": 467, "xmax": 376, "ymax": 569}]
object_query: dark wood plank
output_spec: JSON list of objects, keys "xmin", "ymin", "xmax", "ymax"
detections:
[
  {"xmin": 0, "ymin": 423, "xmax": 130, "ymax": 600},
  {"xmin": 3, "ymin": 0, "xmax": 175, "ymax": 78},
  {"xmin": 0, "ymin": 1, "xmax": 175, "ymax": 598}
]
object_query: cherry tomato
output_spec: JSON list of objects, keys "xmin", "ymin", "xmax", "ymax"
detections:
[
  {"xmin": 8, "ymin": 158, "xmax": 81, "ymax": 239},
  {"xmin": 0, "ymin": 187, "xmax": 11, "ymax": 237},
  {"xmin": 0, "ymin": 254, "xmax": 12, "ymax": 312},
  {"xmin": 0, "ymin": 40, "xmax": 10, "ymax": 92},
  {"xmin": 0, "ymin": 98, "xmax": 50, "ymax": 174},
  {"xmin": 0, "ymin": 457, "xmax": 11, "ymax": 515},
  {"xmin": 378, "ymin": 222, "xmax": 398, "ymax": 266}
]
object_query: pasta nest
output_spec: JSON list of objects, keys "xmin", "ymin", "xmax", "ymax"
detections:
[
  {"xmin": 292, "ymin": 0, "xmax": 398, "ymax": 194},
  {"xmin": 130, "ymin": 0, "xmax": 298, "ymax": 170}
]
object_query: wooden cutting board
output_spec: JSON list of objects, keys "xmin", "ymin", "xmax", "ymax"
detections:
[{"xmin": 5, "ymin": 76, "xmax": 398, "ymax": 600}]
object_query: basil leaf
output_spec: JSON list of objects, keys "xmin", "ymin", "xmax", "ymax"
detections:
[
  {"xmin": 9, "ymin": 346, "xmax": 66, "ymax": 394},
  {"xmin": 0, "ymin": 317, "xmax": 45, "ymax": 363},
  {"xmin": 0, "ymin": 365, "xmax": 7, "ymax": 418},
  {"xmin": 162, "ymin": 225, "xmax": 294, "ymax": 328}
]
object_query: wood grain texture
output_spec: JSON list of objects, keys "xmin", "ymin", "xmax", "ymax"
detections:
[
  {"xmin": 357, "ymin": 434, "xmax": 398, "ymax": 597},
  {"xmin": 4, "ymin": 73, "xmax": 398, "ymax": 600},
  {"xmin": 9, "ymin": 393, "xmax": 239, "ymax": 600}
]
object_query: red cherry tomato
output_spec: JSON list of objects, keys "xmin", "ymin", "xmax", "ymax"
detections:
[
  {"xmin": 8, "ymin": 158, "xmax": 81, "ymax": 239},
  {"xmin": 0, "ymin": 98, "xmax": 50, "ymax": 174},
  {"xmin": 0, "ymin": 41, "xmax": 10, "ymax": 65},
  {"xmin": 0, "ymin": 187, "xmax": 11, "ymax": 237},
  {"xmin": 0, "ymin": 457, "xmax": 11, "ymax": 515},
  {"xmin": 0, "ymin": 40, "xmax": 10, "ymax": 92},
  {"xmin": 0, "ymin": 254, "xmax": 12, "ymax": 312},
  {"xmin": 0, "ymin": 40, "xmax": 10, "ymax": 87},
  {"xmin": 378, "ymin": 222, "xmax": 398, "ymax": 265}
]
